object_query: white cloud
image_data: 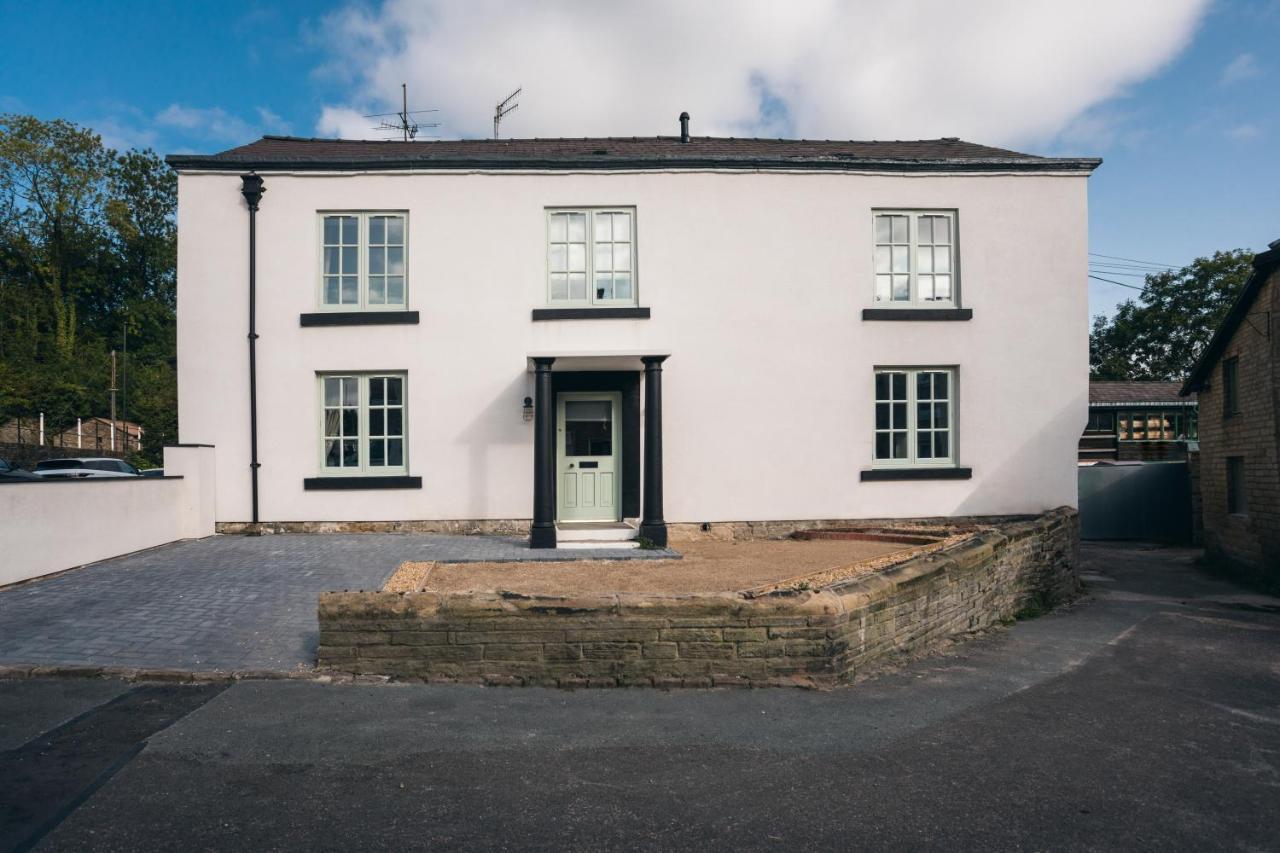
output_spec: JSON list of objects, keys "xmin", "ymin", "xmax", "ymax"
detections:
[
  {"xmin": 1219, "ymin": 52, "xmax": 1260, "ymax": 85},
  {"xmin": 317, "ymin": 106, "xmax": 372, "ymax": 139},
  {"xmin": 156, "ymin": 104, "xmax": 257, "ymax": 143},
  {"xmin": 312, "ymin": 0, "xmax": 1208, "ymax": 148},
  {"xmin": 1226, "ymin": 123, "xmax": 1261, "ymax": 141},
  {"xmin": 256, "ymin": 107, "xmax": 291, "ymax": 135}
]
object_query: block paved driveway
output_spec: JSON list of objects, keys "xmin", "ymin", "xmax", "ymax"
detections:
[
  {"xmin": 0, "ymin": 533, "xmax": 659, "ymax": 674},
  {"xmin": 0, "ymin": 534, "xmax": 671, "ymax": 673}
]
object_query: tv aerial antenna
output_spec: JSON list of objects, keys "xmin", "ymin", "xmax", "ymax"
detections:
[
  {"xmin": 494, "ymin": 87, "xmax": 521, "ymax": 139},
  {"xmin": 365, "ymin": 83, "xmax": 439, "ymax": 141}
]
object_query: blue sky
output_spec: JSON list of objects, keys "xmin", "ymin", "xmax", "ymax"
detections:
[{"xmin": 2, "ymin": 0, "xmax": 1276, "ymax": 320}]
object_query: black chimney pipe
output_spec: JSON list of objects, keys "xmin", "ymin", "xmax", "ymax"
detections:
[
  {"xmin": 240, "ymin": 173, "xmax": 265, "ymax": 525},
  {"xmin": 679, "ymin": 111, "xmax": 690, "ymax": 143}
]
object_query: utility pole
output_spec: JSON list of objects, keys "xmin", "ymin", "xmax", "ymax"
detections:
[
  {"xmin": 494, "ymin": 87, "xmax": 521, "ymax": 139},
  {"xmin": 110, "ymin": 350, "xmax": 117, "ymax": 452},
  {"xmin": 122, "ymin": 322, "xmax": 129, "ymax": 451}
]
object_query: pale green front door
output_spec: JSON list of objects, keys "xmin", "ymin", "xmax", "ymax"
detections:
[{"xmin": 557, "ymin": 392, "xmax": 621, "ymax": 522}]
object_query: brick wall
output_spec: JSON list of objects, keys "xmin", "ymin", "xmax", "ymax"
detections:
[
  {"xmin": 317, "ymin": 508, "xmax": 1080, "ymax": 688},
  {"xmin": 1195, "ymin": 270, "xmax": 1280, "ymax": 570}
]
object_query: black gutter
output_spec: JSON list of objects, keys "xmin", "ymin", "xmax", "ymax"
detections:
[
  {"xmin": 167, "ymin": 155, "xmax": 1102, "ymax": 174},
  {"xmin": 240, "ymin": 174, "xmax": 265, "ymax": 523},
  {"xmin": 1180, "ymin": 240, "xmax": 1280, "ymax": 396}
]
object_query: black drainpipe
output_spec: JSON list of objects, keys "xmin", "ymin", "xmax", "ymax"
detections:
[{"xmin": 240, "ymin": 173, "xmax": 265, "ymax": 524}]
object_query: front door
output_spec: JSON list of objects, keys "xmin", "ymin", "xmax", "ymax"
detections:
[{"xmin": 557, "ymin": 392, "xmax": 621, "ymax": 522}]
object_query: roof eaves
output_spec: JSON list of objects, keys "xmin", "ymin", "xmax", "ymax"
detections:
[
  {"xmin": 165, "ymin": 153, "xmax": 1102, "ymax": 173},
  {"xmin": 1180, "ymin": 241, "xmax": 1280, "ymax": 396}
]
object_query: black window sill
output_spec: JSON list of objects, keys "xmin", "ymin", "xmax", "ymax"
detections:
[
  {"xmin": 531, "ymin": 307, "xmax": 650, "ymax": 321},
  {"xmin": 860, "ymin": 467, "xmax": 972, "ymax": 481},
  {"xmin": 300, "ymin": 311, "xmax": 420, "ymax": 327},
  {"xmin": 862, "ymin": 308, "xmax": 972, "ymax": 321},
  {"xmin": 303, "ymin": 476, "xmax": 422, "ymax": 490}
]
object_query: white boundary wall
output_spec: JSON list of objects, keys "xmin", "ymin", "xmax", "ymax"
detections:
[{"xmin": 0, "ymin": 446, "xmax": 216, "ymax": 587}]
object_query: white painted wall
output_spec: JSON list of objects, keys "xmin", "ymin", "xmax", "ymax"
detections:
[
  {"xmin": 0, "ymin": 446, "xmax": 216, "ymax": 586},
  {"xmin": 175, "ymin": 168, "xmax": 1089, "ymax": 524}
]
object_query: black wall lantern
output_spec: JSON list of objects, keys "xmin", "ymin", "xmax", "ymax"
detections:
[{"xmin": 522, "ymin": 396, "xmax": 534, "ymax": 422}]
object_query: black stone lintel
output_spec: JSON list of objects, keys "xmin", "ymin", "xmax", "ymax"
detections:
[
  {"xmin": 860, "ymin": 467, "xmax": 973, "ymax": 481},
  {"xmin": 303, "ymin": 476, "xmax": 422, "ymax": 490},
  {"xmin": 300, "ymin": 311, "xmax": 420, "ymax": 327},
  {"xmin": 861, "ymin": 308, "xmax": 973, "ymax": 321},
  {"xmin": 531, "ymin": 307, "xmax": 651, "ymax": 321}
]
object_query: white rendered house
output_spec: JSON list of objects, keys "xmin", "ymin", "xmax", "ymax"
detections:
[{"xmin": 166, "ymin": 117, "xmax": 1099, "ymax": 547}]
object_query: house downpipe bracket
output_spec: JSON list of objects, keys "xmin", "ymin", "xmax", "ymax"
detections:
[{"xmin": 241, "ymin": 173, "xmax": 265, "ymax": 524}]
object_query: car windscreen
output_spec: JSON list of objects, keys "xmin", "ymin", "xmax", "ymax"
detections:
[{"xmin": 35, "ymin": 459, "xmax": 85, "ymax": 470}]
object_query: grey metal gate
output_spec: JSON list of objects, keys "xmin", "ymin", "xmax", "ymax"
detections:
[{"xmin": 1078, "ymin": 461, "xmax": 1192, "ymax": 543}]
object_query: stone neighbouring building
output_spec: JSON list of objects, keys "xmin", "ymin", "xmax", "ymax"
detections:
[
  {"xmin": 317, "ymin": 508, "xmax": 1078, "ymax": 688},
  {"xmin": 1181, "ymin": 239, "xmax": 1280, "ymax": 573}
]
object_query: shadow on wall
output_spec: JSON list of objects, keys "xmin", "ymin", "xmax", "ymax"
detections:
[
  {"xmin": 457, "ymin": 371, "xmax": 532, "ymax": 519},
  {"xmin": 950, "ymin": 390, "xmax": 1087, "ymax": 518}
]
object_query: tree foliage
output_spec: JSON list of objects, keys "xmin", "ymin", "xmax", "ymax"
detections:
[
  {"xmin": 0, "ymin": 114, "xmax": 176, "ymax": 464},
  {"xmin": 1090, "ymin": 250, "xmax": 1255, "ymax": 381}
]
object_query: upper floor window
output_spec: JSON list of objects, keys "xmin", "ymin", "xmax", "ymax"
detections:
[
  {"xmin": 1222, "ymin": 356, "xmax": 1239, "ymax": 417},
  {"xmin": 874, "ymin": 211, "xmax": 956, "ymax": 306},
  {"xmin": 547, "ymin": 209, "xmax": 636, "ymax": 306},
  {"xmin": 319, "ymin": 373, "xmax": 407, "ymax": 475},
  {"xmin": 320, "ymin": 213, "xmax": 407, "ymax": 310},
  {"xmin": 874, "ymin": 368, "xmax": 955, "ymax": 466},
  {"xmin": 1117, "ymin": 409, "xmax": 1198, "ymax": 441}
]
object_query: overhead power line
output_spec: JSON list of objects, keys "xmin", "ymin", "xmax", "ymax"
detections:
[
  {"xmin": 1089, "ymin": 252, "xmax": 1182, "ymax": 269},
  {"xmin": 1088, "ymin": 273, "xmax": 1146, "ymax": 291}
]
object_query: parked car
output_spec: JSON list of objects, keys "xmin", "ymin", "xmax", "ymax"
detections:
[
  {"xmin": 0, "ymin": 457, "xmax": 40, "ymax": 480},
  {"xmin": 32, "ymin": 458, "xmax": 142, "ymax": 479},
  {"xmin": 139, "ymin": 468, "xmax": 165, "ymax": 477}
]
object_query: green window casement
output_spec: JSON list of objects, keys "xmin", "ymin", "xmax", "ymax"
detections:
[
  {"xmin": 319, "ymin": 373, "xmax": 407, "ymax": 476},
  {"xmin": 547, "ymin": 208, "xmax": 636, "ymax": 308},
  {"xmin": 873, "ymin": 368, "xmax": 956, "ymax": 467},
  {"xmin": 873, "ymin": 211, "xmax": 957, "ymax": 307},
  {"xmin": 319, "ymin": 212, "xmax": 408, "ymax": 311}
]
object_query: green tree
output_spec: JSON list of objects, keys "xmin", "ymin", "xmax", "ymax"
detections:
[
  {"xmin": 0, "ymin": 114, "xmax": 176, "ymax": 465},
  {"xmin": 1090, "ymin": 250, "xmax": 1254, "ymax": 381}
]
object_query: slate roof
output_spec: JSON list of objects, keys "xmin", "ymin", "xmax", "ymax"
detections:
[
  {"xmin": 1181, "ymin": 239, "xmax": 1280, "ymax": 395},
  {"xmin": 166, "ymin": 135, "xmax": 1101, "ymax": 173},
  {"xmin": 1089, "ymin": 381, "xmax": 1194, "ymax": 406}
]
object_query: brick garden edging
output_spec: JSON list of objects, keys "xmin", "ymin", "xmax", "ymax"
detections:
[{"xmin": 317, "ymin": 507, "xmax": 1080, "ymax": 688}]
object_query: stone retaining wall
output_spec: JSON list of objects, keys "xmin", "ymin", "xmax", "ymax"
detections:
[{"xmin": 317, "ymin": 507, "xmax": 1079, "ymax": 688}]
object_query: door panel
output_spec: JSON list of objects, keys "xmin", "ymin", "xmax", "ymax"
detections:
[{"xmin": 557, "ymin": 392, "xmax": 621, "ymax": 521}]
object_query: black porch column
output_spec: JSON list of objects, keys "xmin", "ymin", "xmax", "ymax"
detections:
[
  {"xmin": 529, "ymin": 357, "xmax": 557, "ymax": 548},
  {"xmin": 639, "ymin": 355, "xmax": 669, "ymax": 547}
]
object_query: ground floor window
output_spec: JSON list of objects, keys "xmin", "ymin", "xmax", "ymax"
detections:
[
  {"xmin": 318, "ymin": 373, "xmax": 406, "ymax": 474},
  {"xmin": 1226, "ymin": 456, "xmax": 1246, "ymax": 515},
  {"xmin": 874, "ymin": 367, "xmax": 955, "ymax": 466}
]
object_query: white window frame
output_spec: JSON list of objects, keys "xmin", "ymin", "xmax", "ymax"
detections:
[
  {"xmin": 872, "ymin": 367, "xmax": 957, "ymax": 468},
  {"xmin": 317, "ymin": 212, "xmax": 409, "ymax": 312},
  {"xmin": 317, "ymin": 372, "xmax": 409, "ymax": 476},
  {"xmin": 545, "ymin": 207, "xmax": 638, "ymax": 308},
  {"xmin": 872, "ymin": 210, "xmax": 958, "ymax": 307}
]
